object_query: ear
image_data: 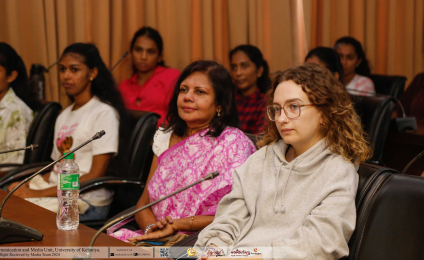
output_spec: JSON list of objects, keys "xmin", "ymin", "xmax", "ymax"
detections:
[
  {"xmin": 257, "ymin": 66, "xmax": 264, "ymax": 78},
  {"xmin": 158, "ymin": 54, "xmax": 163, "ymax": 64},
  {"xmin": 216, "ymin": 105, "xmax": 222, "ymax": 113},
  {"xmin": 89, "ymin": 68, "xmax": 98, "ymax": 81},
  {"xmin": 6, "ymin": 70, "xmax": 18, "ymax": 84},
  {"xmin": 334, "ymin": 72, "xmax": 340, "ymax": 81},
  {"xmin": 319, "ymin": 114, "xmax": 325, "ymax": 125},
  {"xmin": 355, "ymin": 58, "xmax": 362, "ymax": 68}
]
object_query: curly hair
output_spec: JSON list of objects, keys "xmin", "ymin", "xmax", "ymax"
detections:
[{"xmin": 257, "ymin": 63, "xmax": 372, "ymax": 164}]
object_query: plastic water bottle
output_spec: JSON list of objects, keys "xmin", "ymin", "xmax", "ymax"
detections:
[{"xmin": 56, "ymin": 153, "xmax": 80, "ymax": 230}]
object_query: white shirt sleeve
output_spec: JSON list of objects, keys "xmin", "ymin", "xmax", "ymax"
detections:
[
  {"xmin": 152, "ymin": 127, "xmax": 172, "ymax": 157},
  {"xmin": 91, "ymin": 106, "xmax": 119, "ymax": 156}
]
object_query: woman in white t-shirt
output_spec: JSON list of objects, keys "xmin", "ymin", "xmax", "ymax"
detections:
[
  {"xmin": 334, "ymin": 37, "xmax": 375, "ymax": 96},
  {"xmin": 8, "ymin": 43, "xmax": 127, "ymax": 221}
]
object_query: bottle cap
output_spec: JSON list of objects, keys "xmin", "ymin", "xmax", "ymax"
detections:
[{"xmin": 64, "ymin": 152, "xmax": 74, "ymax": 160}]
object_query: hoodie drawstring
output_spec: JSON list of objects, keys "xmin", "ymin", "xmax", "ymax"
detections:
[
  {"xmin": 273, "ymin": 160, "xmax": 297, "ymax": 213},
  {"xmin": 273, "ymin": 162, "xmax": 284, "ymax": 213}
]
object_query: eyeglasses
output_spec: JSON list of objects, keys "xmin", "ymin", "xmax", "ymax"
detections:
[{"xmin": 267, "ymin": 101, "xmax": 315, "ymax": 121}]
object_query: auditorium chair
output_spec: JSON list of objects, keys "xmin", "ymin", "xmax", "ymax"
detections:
[
  {"xmin": 0, "ymin": 102, "xmax": 62, "ymax": 172},
  {"xmin": 347, "ymin": 164, "xmax": 424, "ymax": 260},
  {"xmin": 79, "ymin": 111, "xmax": 159, "ymax": 228},
  {"xmin": 349, "ymin": 94, "xmax": 394, "ymax": 165},
  {"xmin": 244, "ymin": 132, "xmax": 259, "ymax": 149},
  {"xmin": 369, "ymin": 74, "xmax": 407, "ymax": 99},
  {"xmin": 0, "ymin": 111, "xmax": 159, "ymax": 229}
]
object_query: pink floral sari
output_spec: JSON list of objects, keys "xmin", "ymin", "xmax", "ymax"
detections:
[{"xmin": 110, "ymin": 127, "xmax": 256, "ymax": 241}]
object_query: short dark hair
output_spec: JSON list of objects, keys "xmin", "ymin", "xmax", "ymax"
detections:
[
  {"xmin": 130, "ymin": 26, "xmax": 165, "ymax": 72},
  {"xmin": 305, "ymin": 46, "xmax": 344, "ymax": 85},
  {"xmin": 229, "ymin": 44, "xmax": 271, "ymax": 93},
  {"xmin": 334, "ymin": 36, "xmax": 371, "ymax": 77},
  {"xmin": 0, "ymin": 42, "xmax": 29, "ymax": 104},
  {"xmin": 165, "ymin": 60, "xmax": 239, "ymax": 138}
]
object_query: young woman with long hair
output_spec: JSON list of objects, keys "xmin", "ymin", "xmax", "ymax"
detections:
[
  {"xmin": 229, "ymin": 45, "xmax": 271, "ymax": 134},
  {"xmin": 334, "ymin": 36, "xmax": 375, "ymax": 96},
  {"xmin": 305, "ymin": 46, "xmax": 345, "ymax": 85},
  {"xmin": 9, "ymin": 43, "xmax": 127, "ymax": 221},
  {"xmin": 119, "ymin": 27, "xmax": 180, "ymax": 126}
]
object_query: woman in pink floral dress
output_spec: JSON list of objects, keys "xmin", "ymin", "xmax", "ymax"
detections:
[{"xmin": 110, "ymin": 60, "xmax": 256, "ymax": 242}]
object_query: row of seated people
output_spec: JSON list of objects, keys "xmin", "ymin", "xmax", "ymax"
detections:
[
  {"xmin": 108, "ymin": 62, "xmax": 372, "ymax": 259},
  {"xmin": 119, "ymin": 27, "xmax": 268, "ymax": 134},
  {"xmin": 2, "ymin": 37, "xmax": 370, "ymax": 257},
  {"xmin": 121, "ymin": 27, "xmax": 420, "ymax": 135},
  {"xmin": 0, "ymin": 29, "xmax": 421, "ymax": 258},
  {"xmin": 0, "ymin": 27, "xmax": 415, "ymax": 165},
  {"xmin": 119, "ymin": 28, "xmax": 379, "ymax": 136}
]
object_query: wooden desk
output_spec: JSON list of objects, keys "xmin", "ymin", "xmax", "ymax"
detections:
[
  {"xmin": 0, "ymin": 190, "xmax": 132, "ymax": 247},
  {"xmin": 383, "ymin": 126, "xmax": 424, "ymax": 176}
]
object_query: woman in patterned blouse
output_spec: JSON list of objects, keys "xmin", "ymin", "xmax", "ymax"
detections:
[
  {"xmin": 110, "ymin": 60, "xmax": 256, "ymax": 243},
  {"xmin": 0, "ymin": 43, "xmax": 33, "ymax": 164}
]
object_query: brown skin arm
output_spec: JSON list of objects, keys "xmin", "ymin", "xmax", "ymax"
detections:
[
  {"xmin": 135, "ymin": 155, "xmax": 160, "ymax": 231},
  {"xmin": 9, "ymin": 153, "xmax": 112, "ymax": 198},
  {"xmin": 171, "ymin": 215, "xmax": 214, "ymax": 231},
  {"xmin": 128, "ymin": 215, "xmax": 214, "ymax": 241}
]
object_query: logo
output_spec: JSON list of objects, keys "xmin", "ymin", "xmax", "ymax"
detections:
[
  {"xmin": 110, "ymin": 253, "xmax": 114, "ymax": 256},
  {"xmin": 187, "ymin": 248, "xmax": 196, "ymax": 256},
  {"xmin": 254, "ymin": 248, "xmax": 258, "ymax": 252},
  {"xmin": 230, "ymin": 249, "xmax": 251, "ymax": 257}
]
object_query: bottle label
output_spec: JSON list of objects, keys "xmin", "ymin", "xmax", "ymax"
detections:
[{"xmin": 59, "ymin": 174, "xmax": 80, "ymax": 190}]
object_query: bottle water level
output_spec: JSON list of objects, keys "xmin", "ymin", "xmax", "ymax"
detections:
[{"xmin": 57, "ymin": 190, "xmax": 79, "ymax": 230}]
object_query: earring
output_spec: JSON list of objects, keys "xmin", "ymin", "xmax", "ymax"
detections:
[{"xmin": 217, "ymin": 111, "xmax": 221, "ymax": 117}]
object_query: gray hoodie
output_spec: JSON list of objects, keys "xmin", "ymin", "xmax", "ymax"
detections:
[{"xmin": 195, "ymin": 138, "xmax": 358, "ymax": 259}]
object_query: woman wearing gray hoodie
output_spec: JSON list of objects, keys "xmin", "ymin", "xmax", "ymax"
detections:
[{"xmin": 195, "ymin": 63, "xmax": 372, "ymax": 259}]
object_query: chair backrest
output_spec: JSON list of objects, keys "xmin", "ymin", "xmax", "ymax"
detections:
[
  {"xmin": 106, "ymin": 111, "xmax": 159, "ymax": 219},
  {"xmin": 24, "ymin": 102, "xmax": 62, "ymax": 164},
  {"xmin": 350, "ymin": 94, "xmax": 394, "ymax": 164},
  {"xmin": 348, "ymin": 165, "xmax": 424, "ymax": 260},
  {"xmin": 355, "ymin": 163, "xmax": 398, "ymax": 207},
  {"xmin": 369, "ymin": 74, "xmax": 406, "ymax": 99},
  {"xmin": 127, "ymin": 112, "xmax": 160, "ymax": 182},
  {"xmin": 244, "ymin": 132, "xmax": 259, "ymax": 149}
]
